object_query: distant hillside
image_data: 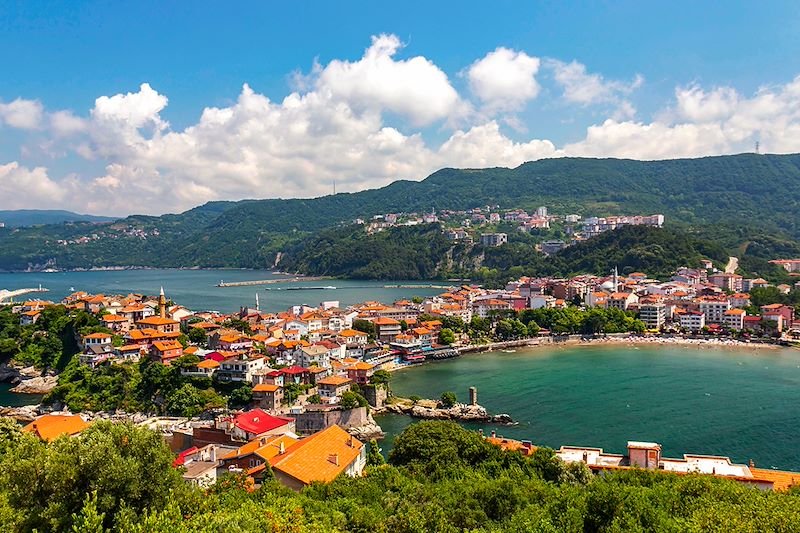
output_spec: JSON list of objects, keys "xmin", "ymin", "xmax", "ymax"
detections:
[
  {"xmin": 0, "ymin": 153, "xmax": 799, "ymax": 272},
  {"xmin": 0, "ymin": 210, "xmax": 116, "ymax": 227},
  {"xmin": 278, "ymin": 224, "xmax": 730, "ymax": 285}
]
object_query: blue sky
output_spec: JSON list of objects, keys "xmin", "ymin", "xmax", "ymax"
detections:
[{"xmin": 1, "ymin": 1, "xmax": 800, "ymax": 215}]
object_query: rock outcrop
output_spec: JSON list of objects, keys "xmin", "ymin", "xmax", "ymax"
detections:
[
  {"xmin": 10, "ymin": 375, "xmax": 59, "ymax": 394},
  {"xmin": 380, "ymin": 400, "xmax": 514, "ymax": 425},
  {"xmin": 346, "ymin": 412, "xmax": 385, "ymax": 441},
  {"xmin": 0, "ymin": 364, "xmax": 22, "ymax": 385},
  {"xmin": 0, "ymin": 405, "xmax": 40, "ymax": 423}
]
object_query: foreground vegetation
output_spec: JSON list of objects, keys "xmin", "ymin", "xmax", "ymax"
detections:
[{"xmin": 0, "ymin": 419, "xmax": 798, "ymax": 532}]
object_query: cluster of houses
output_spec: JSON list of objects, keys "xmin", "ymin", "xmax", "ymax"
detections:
[
  {"xmin": 506, "ymin": 265, "xmax": 797, "ymax": 336},
  {"xmin": 17, "ymin": 411, "xmax": 366, "ymax": 491}
]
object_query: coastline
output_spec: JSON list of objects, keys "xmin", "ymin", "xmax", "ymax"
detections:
[{"xmin": 384, "ymin": 335, "xmax": 789, "ymax": 377}]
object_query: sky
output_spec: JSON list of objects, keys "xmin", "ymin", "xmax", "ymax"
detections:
[{"xmin": 1, "ymin": 0, "xmax": 800, "ymax": 216}]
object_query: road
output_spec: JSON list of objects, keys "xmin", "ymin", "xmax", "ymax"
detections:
[{"xmin": 725, "ymin": 256, "xmax": 739, "ymax": 274}]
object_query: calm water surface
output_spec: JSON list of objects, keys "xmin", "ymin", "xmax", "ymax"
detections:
[
  {"xmin": 0, "ymin": 269, "xmax": 443, "ymax": 314},
  {"xmin": 377, "ymin": 345, "xmax": 800, "ymax": 471}
]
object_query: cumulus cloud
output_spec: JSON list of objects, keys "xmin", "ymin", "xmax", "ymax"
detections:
[
  {"xmin": 546, "ymin": 59, "xmax": 642, "ymax": 120},
  {"xmin": 0, "ymin": 98, "xmax": 44, "ymax": 130},
  {"xmin": 467, "ymin": 48, "xmax": 541, "ymax": 113},
  {"xmin": 565, "ymin": 76, "xmax": 800, "ymax": 158},
  {"xmin": 0, "ymin": 161, "xmax": 66, "ymax": 208},
  {"xmin": 2, "ymin": 35, "xmax": 800, "ymax": 216},
  {"xmin": 315, "ymin": 34, "xmax": 461, "ymax": 126}
]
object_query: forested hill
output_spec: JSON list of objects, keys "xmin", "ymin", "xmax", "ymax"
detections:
[
  {"xmin": 278, "ymin": 224, "xmax": 730, "ymax": 284},
  {"xmin": 0, "ymin": 210, "xmax": 116, "ymax": 227},
  {"xmin": 1, "ymin": 153, "xmax": 800, "ymax": 271}
]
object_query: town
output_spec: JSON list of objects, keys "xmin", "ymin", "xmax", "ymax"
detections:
[{"xmin": 3, "ymin": 252, "xmax": 800, "ymax": 493}]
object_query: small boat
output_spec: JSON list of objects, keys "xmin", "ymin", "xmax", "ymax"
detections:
[{"xmin": 501, "ymin": 349, "xmax": 517, "ymax": 353}]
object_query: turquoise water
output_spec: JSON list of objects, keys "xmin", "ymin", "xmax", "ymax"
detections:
[
  {"xmin": 377, "ymin": 345, "xmax": 800, "ymax": 471},
  {"xmin": 0, "ymin": 270, "xmax": 443, "ymax": 314},
  {"xmin": 0, "ymin": 383, "xmax": 42, "ymax": 407}
]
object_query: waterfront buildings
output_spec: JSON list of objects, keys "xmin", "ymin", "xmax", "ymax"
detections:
[{"xmin": 486, "ymin": 436, "xmax": 800, "ymax": 492}]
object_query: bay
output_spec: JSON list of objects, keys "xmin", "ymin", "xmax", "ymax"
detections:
[
  {"xmin": 378, "ymin": 345, "xmax": 800, "ymax": 471},
  {"xmin": 0, "ymin": 269, "xmax": 445, "ymax": 314}
]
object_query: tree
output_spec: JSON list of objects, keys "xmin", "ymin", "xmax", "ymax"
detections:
[
  {"xmin": 439, "ymin": 328, "xmax": 456, "ymax": 345},
  {"xmin": 307, "ymin": 394, "xmax": 322, "ymax": 404},
  {"xmin": 0, "ymin": 421, "xmax": 186, "ymax": 532},
  {"xmin": 187, "ymin": 327, "xmax": 207, "ymax": 345},
  {"xmin": 166, "ymin": 384, "xmax": 226, "ymax": 417},
  {"xmin": 228, "ymin": 385, "xmax": 253, "ymax": 409},
  {"xmin": 352, "ymin": 319, "xmax": 375, "ymax": 337},
  {"xmin": 369, "ymin": 369, "xmax": 391, "ymax": 387},
  {"xmin": 366, "ymin": 439, "xmax": 385, "ymax": 466},
  {"xmin": 440, "ymin": 391, "xmax": 457, "ymax": 408},
  {"xmin": 340, "ymin": 391, "xmax": 368, "ymax": 409}
]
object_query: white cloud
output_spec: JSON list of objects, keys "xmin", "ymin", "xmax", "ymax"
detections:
[
  {"xmin": 3, "ymin": 36, "xmax": 800, "ymax": 216},
  {"xmin": 0, "ymin": 161, "xmax": 66, "ymax": 208},
  {"xmin": 438, "ymin": 121, "xmax": 559, "ymax": 167},
  {"xmin": 315, "ymin": 34, "xmax": 461, "ymax": 126},
  {"xmin": 565, "ymin": 76, "xmax": 800, "ymax": 159},
  {"xmin": 467, "ymin": 48, "xmax": 541, "ymax": 112},
  {"xmin": 49, "ymin": 110, "xmax": 89, "ymax": 137},
  {"xmin": 548, "ymin": 59, "xmax": 642, "ymax": 105},
  {"xmin": 0, "ymin": 98, "xmax": 44, "ymax": 130}
]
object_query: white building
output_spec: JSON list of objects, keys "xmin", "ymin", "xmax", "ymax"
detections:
[
  {"xmin": 679, "ymin": 311, "xmax": 705, "ymax": 332},
  {"xmin": 699, "ymin": 299, "xmax": 731, "ymax": 325},
  {"xmin": 638, "ymin": 303, "xmax": 666, "ymax": 330}
]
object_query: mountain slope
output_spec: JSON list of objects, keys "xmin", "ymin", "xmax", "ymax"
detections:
[
  {"xmin": 0, "ymin": 153, "xmax": 799, "ymax": 271},
  {"xmin": 279, "ymin": 224, "xmax": 729, "ymax": 284},
  {"xmin": 0, "ymin": 210, "xmax": 116, "ymax": 227}
]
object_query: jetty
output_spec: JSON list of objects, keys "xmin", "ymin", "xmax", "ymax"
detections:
[
  {"xmin": 216, "ymin": 276, "xmax": 331, "ymax": 287},
  {"xmin": 0, "ymin": 285, "xmax": 49, "ymax": 303}
]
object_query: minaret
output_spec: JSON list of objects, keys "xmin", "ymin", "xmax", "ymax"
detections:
[
  {"xmin": 255, "ymin": 293, "xmax": 260, "ymax": 312},
  {"xmin": 159, "ymin": 286, "xmax": 166, "ymax": 319},
  {"xmin": 613, "ymin": 267, "xmax": 619, "ymax": 292}
]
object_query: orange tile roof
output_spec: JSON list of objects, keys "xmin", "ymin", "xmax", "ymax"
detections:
[
  {"xmin": 270, "ymin": 425, "xmax": 363, "ymax": 485},
  {"xmin": 316, "ymin": 375, "xmax": 352, "ymax": 386},
  {"xmin": 137, "ymin": 316, "xmax": 179, "ymax": 326},
  {"xmin": 373, "ymin": 317, "xmax": 400, "ymax": 325},
  {"xmin": 197, "ymin": 359, "xmax": 220, "ymax": 369},
  {"xmin": 22, "ymin": 414, "xmax": 90, "ymax": 441},
  {"xmin": 223, "ymin": 434, "xmax": 299, "ymax": 462},
  {"xmin": 152, "ymin": 340, "xmax": 182, "ymax": 351},
  {"xmin": 83, "ymin": 332, "xmax": 112, "ymax": 340},
  {"xmin": 101, "ymin": 314, "xmax": 128, "ymax": 322},
  {"xmin": 750, "ymin": 468, "xmax": 800, "ymax": 491},
  {"xmin": 338, "ymin": 329, "xmax": 365, "ymax": 337},
  {"xmin": 253, "ymin": 383, "xmax": 280, "ymax": 392},
  {"xmin": 349, "ymin": 362, "xmax": 374, "ymax": 371}
]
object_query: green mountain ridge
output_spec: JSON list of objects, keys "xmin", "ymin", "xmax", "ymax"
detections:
[
  {"xmin": 1, "ymin": 153, "xmax": 799, "ymax": 272},
  {"xmin": 0, "ymin": 210, "xmax": 116, "ymax": 227}
]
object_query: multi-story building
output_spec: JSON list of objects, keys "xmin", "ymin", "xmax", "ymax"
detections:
[
  {"xmin": 722, "ymin": 309, "xmax": 746, "ymax": 330},
  {"xmin": 638, "ymin": 303, "xmax": 666, "ymax": 330},
  {"xmin": 699, "ymin": 299, "xmax": 731, "ymax": 324},
  {"xmin": 679, "ymin": 311, "xmax": 705, "ymax": 332}
]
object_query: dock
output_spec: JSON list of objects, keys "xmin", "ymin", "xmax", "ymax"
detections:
[
  {"xmin": 0, "ymin": 285, "xmax": 49, "ymax": 303},
  {"xmin": 216, "ymin": 276, "xmax": 332, "ymax": 287}
]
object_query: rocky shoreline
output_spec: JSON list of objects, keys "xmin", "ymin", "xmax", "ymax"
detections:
[
  {"xmin": 376, "ymin": 399, "xmax": 514, "ymax": 425},
  {"xmin": 0, "ymin": 364, "xmax": 59, "ymax": 394}
]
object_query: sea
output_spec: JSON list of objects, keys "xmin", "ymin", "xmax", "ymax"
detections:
[
  {"xmin": 376, "ymin": 344, "xmax": 800, "ymax": 471},
  {"xmin": 3, "ymin": 270, "xmax": 800, "ymax": 471},
  {"xmin": 0, "ymin": 269, "xmax": 445, "ymax": 314}
]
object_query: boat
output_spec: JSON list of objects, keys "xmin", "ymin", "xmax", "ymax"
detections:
[{"xmin": 501, "ymin": 349, "xmax": 517, "ymax": 353}]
